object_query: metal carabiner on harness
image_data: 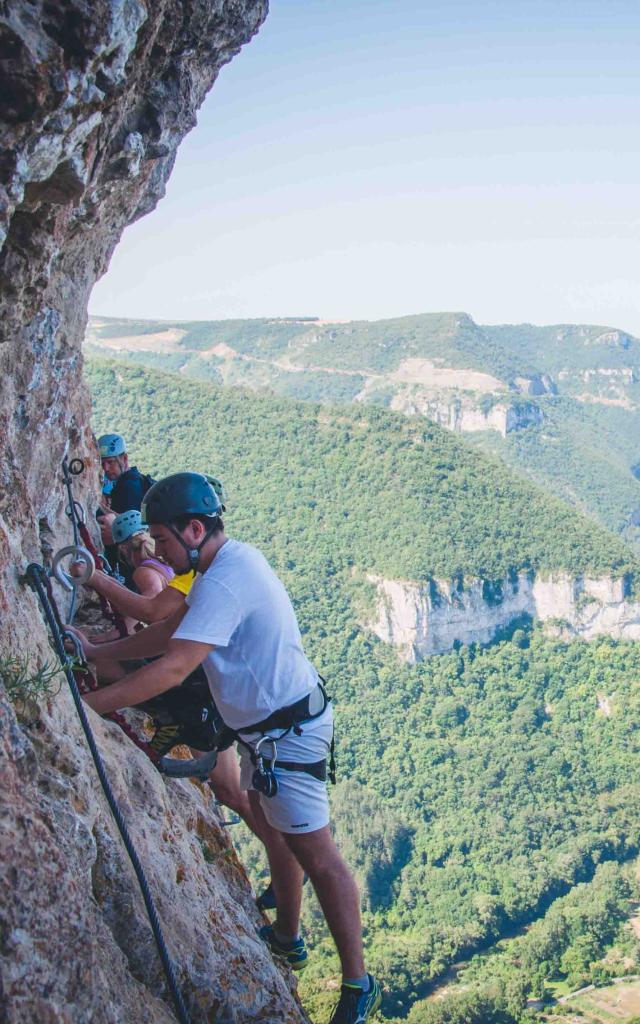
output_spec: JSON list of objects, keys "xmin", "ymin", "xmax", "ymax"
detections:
[
  {"xmin": 252, "ymin": 735, "xmax": 279, "ymax": 798},
  {"xmin": 51, "ymin": 544, "xmax": 95, "ymax": 592}
]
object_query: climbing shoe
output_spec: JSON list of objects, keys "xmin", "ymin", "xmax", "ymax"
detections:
[
  {"xmin": 256, "ymin": 880, "xmax": 277, "ymax": 912},
  {"xmin": 258, "ymin": 924, "xmax": 308, "ymax": 971},
  {"xmin": 328, "ymin": 975, "xmax": 382, "ymax": 1024},
  {"xmin": 257, "ymin": 873, "xmax": 309, "ymax": 912}
]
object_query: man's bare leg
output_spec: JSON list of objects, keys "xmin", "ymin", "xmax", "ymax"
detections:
[
  {"xmin": 207, "ymin": 749, "xmax": 267, "ymax": 840},
  {"xmin": 248, "ymin": 790, "xmax": 305, "ymax": 939},
  {"xmin": 285, "ymin": 826, "xmax": 365, "ymax": 980}
]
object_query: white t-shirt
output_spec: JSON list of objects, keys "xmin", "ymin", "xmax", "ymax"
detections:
[{"xmin": 172, "ymin": 538, "xmax": 318, "ymax": 730}]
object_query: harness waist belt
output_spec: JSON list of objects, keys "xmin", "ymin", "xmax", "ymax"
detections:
[
  {"xmin": 262, "ymin": 758, "xmax": 327, "ymax": 782},
  {"xmin": 240, "ymin": 681, "xmax": 329, "ymax": 734}
]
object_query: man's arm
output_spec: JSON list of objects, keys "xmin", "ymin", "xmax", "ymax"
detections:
[
  {"xmin": 89, "ymin": 571, "xmax": 185, "ymax": 623},
  {"xmin": 84, "ymin": 637, "xmax": 214, "ymax": 714},
  {"xmin": 68, "ymin": 603, "xmax": 188, "ymax": 663}
]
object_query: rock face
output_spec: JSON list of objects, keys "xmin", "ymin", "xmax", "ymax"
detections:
[
  {"xmin": 0, "ymin": 0, "xmax": 267, "ymax": 655},
  {"xmin": 0, "ymin": 4, "xmax": 310, "ymax": 1023},
  {"xmin": 368, "ymin": 572, "xmax": 640, "ymax": 660},
  {"xmin": 389, "ymin": 391, "xmax": 543, "ymax": 437},
  {"xmin": 0, "ymin": 685, "xmax": 306, "ymax": 1024}
]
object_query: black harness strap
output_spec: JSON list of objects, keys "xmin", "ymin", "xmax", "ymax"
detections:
[
  {"xmin": 235, "ymin": 680, "xmax": 337, "ymax": 790},
  {"xmin": 240, "ymin": 679, "xmax": 332, "ymax": 735},
  {"xmin": 262, "ymin": 758, "xmax": 329, "ymax": 782}
]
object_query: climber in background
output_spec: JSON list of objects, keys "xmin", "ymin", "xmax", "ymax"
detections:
[
  {"xmin": 98, "ymin": 433, "xmax": 155, "ymax": 514},
  {"xmin": 75, "ymin": 510, "xmax": 177, "ymax": 637},
  {"xmin": 74, "ymin": 510, "xmax": 192, "ymax": 633}
]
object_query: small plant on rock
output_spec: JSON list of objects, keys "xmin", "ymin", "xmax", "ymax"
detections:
[{"xmin": 0, "ymin": 653, "xmax": 64, "ymax": 707}]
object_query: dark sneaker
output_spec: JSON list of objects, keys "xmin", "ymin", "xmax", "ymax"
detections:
[
  {"xmin": 256, "ymin": 880, "xmax": 277, "ymax": 912},
  {"xmin": 258, "ymin": 923, "xmax": 308, "ymax": 971},
  {"xmin": 329, "ymin": 975, "xmax": 382, "ymax": 1024},
  {"xmin": 257, "ymin": 873, "xmax": 309, "ymax": 912}
]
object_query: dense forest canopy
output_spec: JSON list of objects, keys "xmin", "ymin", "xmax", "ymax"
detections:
[
  {"xmin": 88, "ymin": 358, "xmax": 640, "ymax": 1022},
  {"xmin": 86, "ymin": 312, "xmax": 640, "ymax": 554},
  {"xmin": 87, "ymin": 360, "xmax": 637, "ymax": 581}
]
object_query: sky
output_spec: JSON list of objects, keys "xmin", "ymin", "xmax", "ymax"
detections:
[{"xmin": 90, "ymin": 0, "xmax": 640, "ymax": 333}]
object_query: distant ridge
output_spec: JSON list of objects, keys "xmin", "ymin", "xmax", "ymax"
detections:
[{"xmin": 85, "ymin": 312, "xmax": 640, "ymax": 551}]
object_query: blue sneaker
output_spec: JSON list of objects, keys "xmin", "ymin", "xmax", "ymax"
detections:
[
  {"xmin": 259, "ymin": 923, "xmax": 308, "ymax": 971},
  {"xmin": 329, "ymin": 975, "xmax": 382, "ymax": 1024}
]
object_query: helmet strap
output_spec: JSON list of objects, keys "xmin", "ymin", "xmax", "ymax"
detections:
[{"xmin": 168, "ymin": 522, "xmax": 217, "ymax": 572}]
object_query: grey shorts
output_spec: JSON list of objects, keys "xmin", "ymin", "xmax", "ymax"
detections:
[{"xmin": 238, "ymin": 705, "xmax": 333, "ymax": 835}]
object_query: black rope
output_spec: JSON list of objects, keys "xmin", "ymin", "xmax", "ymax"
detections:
[{"xmin": 26, "ymin": 562, "xmax": 192, "ymax": 1024}]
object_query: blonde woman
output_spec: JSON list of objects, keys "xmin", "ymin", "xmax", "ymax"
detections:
[
  {"xmin": 73, "ymin": 511, "xmax": 190, "ymax": 638},
  {"xmin": 115, "ymin": 513, "xmax": 174, "ymax": 597}
]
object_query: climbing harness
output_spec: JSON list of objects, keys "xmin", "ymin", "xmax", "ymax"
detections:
[
  {"xmin": 26, "ymin": 562, "xmax": 192, "ymax": 1024},
  {"xmin": 237, "ymin": 680, "xmax": 337, "ymax": 799}
]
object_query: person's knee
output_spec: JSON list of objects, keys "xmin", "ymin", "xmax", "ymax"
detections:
[
  {"xmin": 286, "ymin": 831, "xmax": 347, "ymax": 878},
  {"xmin": 210, "ymin": 779, "xmax": 245, "ymax": 812}
]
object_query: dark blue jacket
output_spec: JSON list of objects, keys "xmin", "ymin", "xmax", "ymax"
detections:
[{"xmin": 110, "ymin": 467, "xmax": 152, "ymax": 514}]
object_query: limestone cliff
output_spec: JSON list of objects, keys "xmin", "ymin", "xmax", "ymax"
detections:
[
  {"xmin": 368, "ymin": 572, "xmax": 640, "ymax": 660},
  {"xmin": 387, "ymin": 390, "xmax": 544, "ymax": 437},
  {"xmin": 0, "ymin": 3, "xmax": 309, "ymax": 1022}
]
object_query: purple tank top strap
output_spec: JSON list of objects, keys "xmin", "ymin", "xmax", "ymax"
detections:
[{"xmin": 139, "ymin": 557, "xmax": 174, "ymax": 581}]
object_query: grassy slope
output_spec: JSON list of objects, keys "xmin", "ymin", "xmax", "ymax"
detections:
[
  {"xmin": 88, "ymin": 312, "xmax": 534, "ymax": 377},
  {"xmin": 474, "ymin": 398, "xmax": 640, "ymax": 542},
  {"xmin": 482, "ymin": 322, "xmax": 640, "ymax": 376}
]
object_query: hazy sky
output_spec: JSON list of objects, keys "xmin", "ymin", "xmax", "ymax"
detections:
[{"xmin": 90, "ymin": 0, "xmax": 640, "ymax": 333}]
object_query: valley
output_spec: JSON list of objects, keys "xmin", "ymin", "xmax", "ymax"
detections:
[{"xmin": 88, "ymin": 357, "xmax": 640, "ymax": 1022}]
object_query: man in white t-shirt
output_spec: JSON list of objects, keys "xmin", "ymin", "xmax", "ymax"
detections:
[{"xmin": 83, "ymin": 472, "xmax": 381, "ymax": 1024}]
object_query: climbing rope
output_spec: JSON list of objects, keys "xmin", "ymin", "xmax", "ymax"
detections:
[{"xmin": 26, "ymin": 562, "xmax": 192, "ymax": 1024}]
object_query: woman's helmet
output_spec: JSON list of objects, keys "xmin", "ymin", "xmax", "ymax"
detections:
[{"xmin": 112, "ymin": 509, "xmax": 148, "ymax": 545}]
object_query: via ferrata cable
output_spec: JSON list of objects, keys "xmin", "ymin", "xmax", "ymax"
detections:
[{"xmin": 26, "ymin": 562, "xmax": 192, "ymax": 1024}]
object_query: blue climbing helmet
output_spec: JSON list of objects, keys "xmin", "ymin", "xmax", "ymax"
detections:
[
  {"xmin": 98, "ymin": 433, "xmax": 126, "ymax": 458},
  {"xmin": 142, "ymin": 472, "xmax": 223, "ymax": 525},
  {"xmin": 205, "ymin": 475, "xmax": 227, "ymax": 512},
  {"xmin": 142, "ymin": 472, "xmax": 224, "ymax": 570},
  {"xmin": 112, "ymin": 510, "xmax": 148, "ymax": 545}
]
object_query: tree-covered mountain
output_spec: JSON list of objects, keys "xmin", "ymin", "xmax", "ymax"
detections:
[
  {"xmin": 88, "ymin": 358, "xmax": 640, "ymax": 1022},
  {"xmin": 87, "ymin": 359, "xmax": 636, "ymax": 582},
  {"xmin": 85, "ymin": 312, "xmax": 640, "ymax": 550}
]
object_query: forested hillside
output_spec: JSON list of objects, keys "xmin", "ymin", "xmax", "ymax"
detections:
[
  {"xmin": 87, "ymin": 360, "xmax": 635, "ymax": 581},
  {"xmin": 85, "ymin": 313, "xmax": 640, "ymax": 550},
  {"xmin": 88, "ymin": 359, "xmax": 640, "ymax": 1022}
]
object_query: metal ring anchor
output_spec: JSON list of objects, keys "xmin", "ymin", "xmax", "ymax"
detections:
[{"xmin": 51, "ymin": 545, "xmax": 95, "ymax": 592}]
